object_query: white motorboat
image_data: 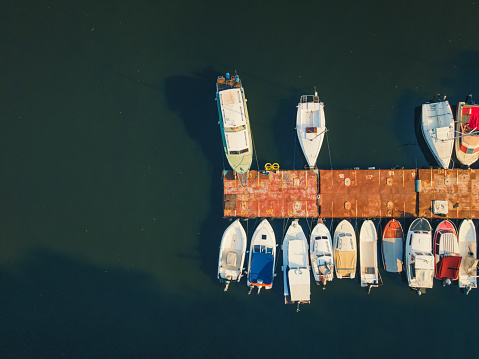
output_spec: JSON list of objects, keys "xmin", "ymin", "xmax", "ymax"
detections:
[
  {"xmin": 405, "ymin": 218, "xmax": 434, "ymax": 294},
  {"xmin": 333, "ymin": 220, "xmax": 357, "ymax": 279},
  {"xmin": 455, "ymin": 95, "xmax": 479, "ymax": 166},
  {"xmin": 433, "ymin": 220, "xmax": 461, "ymax": 286},
  {"xmin": 216, "ymin": 72, "xmax": 253, "ymax": 185},
  {"xmin": 359, "ymin": 220, "xmax": 381, "ymax": 292},
  {"xmin": 458, "ymin": 219, "xmax": 478, "ymax": 295},
  {"xmin": 282, "ymin": 219, "xmax": 310, "ymax": 311},
  {"xmin": 296, "ymin": 88, "xmax": 326, "ymax": 169},
  {"xmin": 381, "ymin": 219, "xmax": 404, "ymax": 273},
  {"xmin": 217, "ymin": 219, "xmax": 247, "ymax": 291},
  {"xmin": 246, "ymin": 219, "xmax": 276, "ymax": 294},
  {"xmin": 309, "ymin": 220, "xmax": 334, "ymax": 288},
  {"xmin": 421, "ymin": 95, "xmax": 454, "ymax": 169}
]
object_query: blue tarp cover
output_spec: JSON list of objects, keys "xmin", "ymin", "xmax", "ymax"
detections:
[{"xmin": 249, "ymin": 253, "xmax": 274, "ymax": 284}]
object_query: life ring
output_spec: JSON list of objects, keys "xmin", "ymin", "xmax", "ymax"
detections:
[
  {"xmin": 272, "ymin": 163, "xmax": 280, "ymax": 170},
  {"xmin": 264, "ymin": 163, "xmax": 272, "ymax": 171}
]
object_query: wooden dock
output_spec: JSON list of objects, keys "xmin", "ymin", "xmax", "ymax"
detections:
[{"xmin": 223, "ymin": 168, "xmax": 479, "ymax": 219}]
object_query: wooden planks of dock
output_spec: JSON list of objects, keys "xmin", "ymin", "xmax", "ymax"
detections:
[{"xmin": 223, "ymin": 168, "xmax": 479, "ymax": 219}]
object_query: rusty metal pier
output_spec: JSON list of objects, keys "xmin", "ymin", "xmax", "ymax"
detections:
[{"xmin": 223, "ymin": 168, "xmax": 479, "ymax": 219}]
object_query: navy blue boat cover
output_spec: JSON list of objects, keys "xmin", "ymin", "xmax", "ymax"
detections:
[{"xmin": 249, "ymin": 253, "xmax": 274, "ymax": 284}]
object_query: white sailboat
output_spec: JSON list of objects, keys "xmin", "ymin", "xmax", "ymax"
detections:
[
  {"xmin": 359, "ymin": 220, "xmax": 380, "ymax": 293},
  {"xmin": 309, "ymin": 220, "xmax": 334, "ymax": 289},
  {"xmin": 282, "ymin": 219, "xmax": 310, "ymax": 311},
  {"xmin": 458, "ymin": 219, "xmax": 478, "ymax": 295},
  {"xmin": 421, "ymin": 95, "xmax": 454, "ymax": 169},
  {"xmin": 216, "ymin": 72, "xmax": 253, "ymax": 185},
  {"xmin": 333, "ymin": 220, "xmax": 357, "ymax": 279},
  {"xmin": 217, "ymin": 219, "xmax": 247, "ymax": 291},
  {"xmin": 405, "ymin": 218, "xmax": 434, "ymax": 295},
  {"xmin": 296, "ymin": 88, "xmax": 326, "ymax": 169},
  {"xmin": 246, "ymin": 219, "xmax": 276, "ymax": 295}
]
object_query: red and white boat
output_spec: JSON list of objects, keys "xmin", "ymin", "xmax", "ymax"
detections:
[
  {"xmin": 433, "ymin": 220, "xmax": 462, "ymax": 286},
  {"xmin": 455, "ymin": 95, "xmax": 479, "ymax": 166},
  {"xmin": 381, "ymin": 219, "xmax": 404, "ymax": 273}
]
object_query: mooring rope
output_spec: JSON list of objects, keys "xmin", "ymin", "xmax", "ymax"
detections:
[
  {"xmin": 293, "ymin": 127, "xmax": 297, "ymax": 170},
  {"xmin": 325, "ymin": 129, "xmax": 333, "ymax": 170}
]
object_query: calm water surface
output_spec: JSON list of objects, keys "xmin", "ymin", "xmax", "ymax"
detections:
[{"xmin": 1, "ymin": 1, "xmax": 479, "ymax": 358}]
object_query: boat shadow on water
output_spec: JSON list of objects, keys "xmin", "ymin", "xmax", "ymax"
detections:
[{"xmin": 164, "ymin": 68, "xmax": 232, "ymax": 280}]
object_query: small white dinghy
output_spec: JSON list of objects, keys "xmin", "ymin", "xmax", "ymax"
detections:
[
  {"xmin": 283, "ymin": 219, "xmax": 310, "ymax": 311},
  {"xmin": 333, "ymin": 220, "xmax": 357, "ymax": 279},
  {"xmin": 296, "ymin": 88, "xmax": 326, "ymax": 169},
  {"xmin": 458, "ymin": 219, "xmax": 478, "ymax": 295},
  {"xmin": 381, "ymin": 219, "xmax": 404, "ymax": 273},
  {"xmin": 217, "ymin": 219, "xmax": 247, "ymax": 291},
  {"xmin": 421, "ymin": 95, "xmax": 454, "ymax": 169},
  {"xmin": 309, "ymin": 219, "xmax": 334, "ymax": 289},
  {"xmin": 359, "ymin": 220, "xmax": 381, "ymax": 293},
  {"xmin": 246, "ymin": 219, "xmax": 276, "ymax": 295}
]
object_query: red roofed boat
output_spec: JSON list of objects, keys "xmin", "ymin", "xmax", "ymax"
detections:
[
  {"xmin": 455, "ymin": 95, "xmax": 479, "ymax": 166},
  {"xmin": 433, "ymin": 220, "xmax": 462, "ymax": 285}
]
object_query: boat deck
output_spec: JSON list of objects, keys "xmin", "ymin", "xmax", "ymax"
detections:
[
  {"xmin": 223, "ymin": 168, "xmax": 479, "ymax": 219},
  {"xmin": 217, "ymin": 76, "xmax": 241, "ymax": 91}
]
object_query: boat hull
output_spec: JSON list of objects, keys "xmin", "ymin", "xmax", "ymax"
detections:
[
  {"xmin": 458, "ymin": 219, "xmax": 477, "ymax": 291},
  {"xmin": 247, "ymin": 219, "xmax": 276, "ymax": 289},
  {"xmin": 296, "ymin": 95, "xmax": 326, "ymax": 168},
  {"xmin": 433, "ymin": 220, "xmax": 461, "ymax": 281},
  {"xmin": 455, "ymin": 102, "xmax": 479, "ymax": 166},
  {"xmin": 217, "ymin": 219, "xmax": 247, "ymax": 283},
  {"xmin": 381, "ymin": 219, "xmax": 403, "ymax": 273},
  {"xmin": 283, "ymin": 220, "xmax": 310, "ymax": 304},
  {"xmin": 421, "ymin": 100, "xmax": 454, "ymax": 169},
  {"xmin": 333, "ymin": 220, "xmax": 357, "ymax": 279},
  {"xmin": 405, "ymin": 218, "xmax": 434, "ymax": 291},
  {"xmin": 359, "ymin": 220, "xmax": 379, "ymax": 288},
  {"xmin": 216, "ymin": 75, "xmax": 253, "ymax": 175},
  {"xmin": 309, "ymin": 221, "xmax": 334, "ymax": 286}
]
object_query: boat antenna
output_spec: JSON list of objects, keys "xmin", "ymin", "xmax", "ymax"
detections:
[{"xmin": 314, "ymin": 86, "xmax": 318, "ymax": 97}]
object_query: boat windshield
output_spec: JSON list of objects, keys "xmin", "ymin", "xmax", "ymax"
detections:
[
  {"xmin": 229, "ymin": 148, "xmax": 249, "ymax": 155},
  {"xmin": 300, "ymin": 95, "xmax": 319, "ymax": 103},
  {"xmin": 253, "ymin": 245, "xmax": 273, "ymax": 254}
]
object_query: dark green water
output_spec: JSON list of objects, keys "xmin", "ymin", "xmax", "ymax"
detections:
[{"xmin": 1, "ymin": 1, "xmax": 479, "ymax": 358}]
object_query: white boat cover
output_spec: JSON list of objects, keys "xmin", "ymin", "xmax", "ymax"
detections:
[{"xmin": 288, "ymin": 269, "xmax": 310, "ymax": 302}]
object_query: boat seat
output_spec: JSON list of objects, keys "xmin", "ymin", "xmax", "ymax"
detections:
[
  {"xmin": 364, "ymin": 267, "xmax": 375, "ymax": 274},
  {"xmin": 226, "ymin": 251, "xmax": 238, "ymax": 268}
]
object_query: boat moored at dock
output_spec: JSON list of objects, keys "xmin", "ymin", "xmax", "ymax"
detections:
[
  {"xmin": 333, "ymin": 220, "xmax": 357, "ymax": 279},
  {"xmin": 282, "ymin": 220, "xmax": 310, "ymax": 311},
  {"xmin": 309, "ymin": 219, "xmax": 334, "ymax": 288},
  {"xmin": 296, "ymin": 89, "xmax": 326, "ymax": 169},
  {"xmin": 246, "ymin": 219, "xmax": 276, "ymax": 294},
  {"xmin": 217, "ymin": 219, "xmax": 247, "ymax": 291},
  {"xmin": 382, "ymin": 219, "xmax": 404, "ymax": 273},
  {"xmin": 405, "ymin": 218, "xmax": 434, "ymax": 294},
  {"xmin": 458, "ymin": 219, "xmax": 478, "ymax": 295},
  {"xmin": 455, "ymin": 95, "xmax": 479, "ymax": 167},
  {"xmin": 421, "ymin": 95, "xmax": 454, "ymax": 169},
  {"xmin": 359, "ymin": 220, "xmax": 381, "ymax": 293},
  {"xmin": 434, "ymin": 220, "xmax": 461, "ymax": 286},
  {"xmin": 216, "ymin": 72, "xmax": 253, "ymax": 185}
]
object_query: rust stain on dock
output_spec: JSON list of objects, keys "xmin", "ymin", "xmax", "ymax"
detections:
[
  {"xmin": 318, "ymin": 169, "xmax": 417, "ymax": 218},
  {"xmin": 418, "ymin": 168, "xmax": 479, "ymax": 219},
  {"xmin": 223, "ymin": 168, "xmax": 479, "ymax": 219},
  {"xmin": 223, "ymin": 170, "xmax": 319, "ymax": 218}
]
